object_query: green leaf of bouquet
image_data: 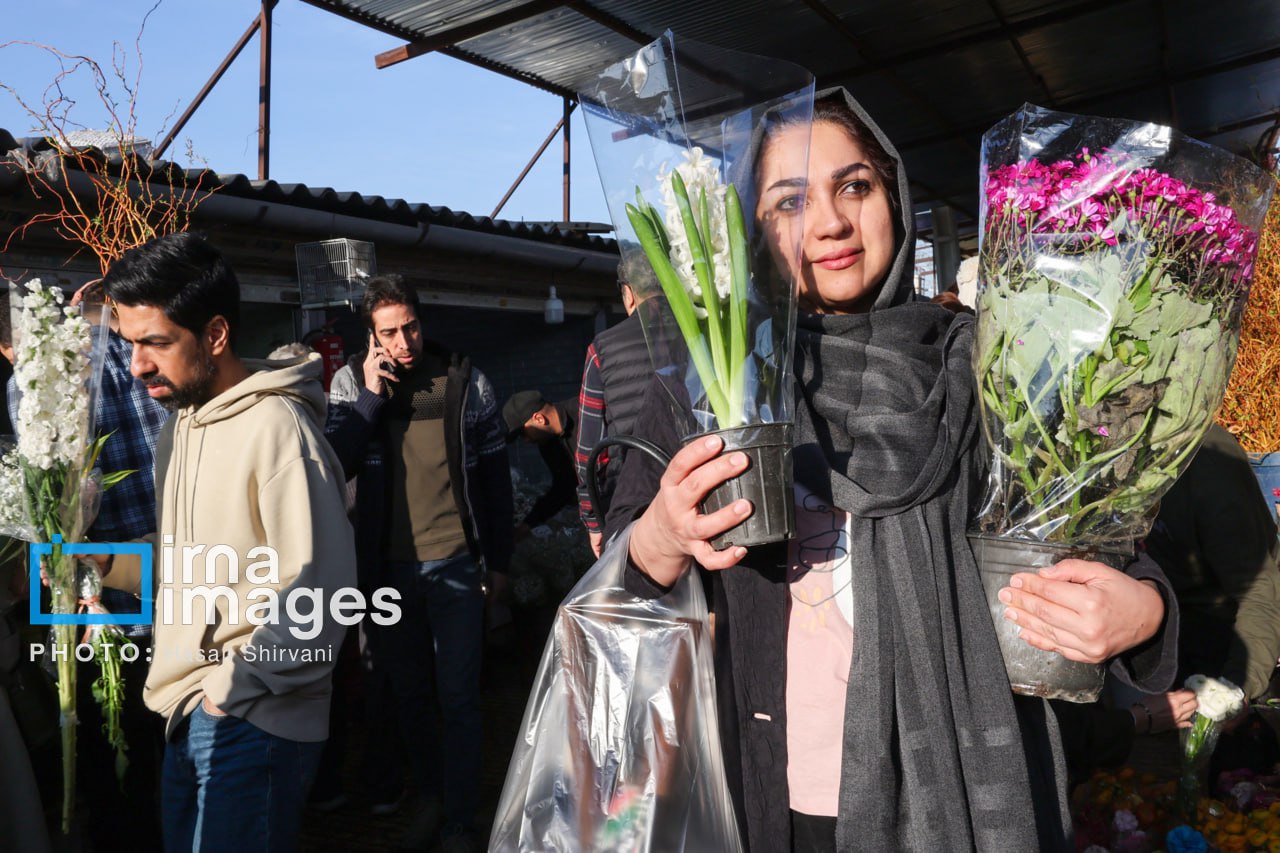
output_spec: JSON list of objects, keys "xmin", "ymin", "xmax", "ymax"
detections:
[
  {"xmin": 1140, "ymin": 333, "xmax": 1181, "ymax": 385},
  {"xmin": 1150, "ymin": 327, "xmax": 1216, "ymax": 445},
  {"xmin": 100, "ymin": 470, "xmax": 136, "ymax": 489},
  {"xmin": 1157, "ymin": 288, "xmax": 1215, "ymax": 335}
]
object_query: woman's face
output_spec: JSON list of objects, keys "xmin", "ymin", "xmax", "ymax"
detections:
[{"xmin": 756, "ymin": 120, "xmax": 897, "ymax": 314}]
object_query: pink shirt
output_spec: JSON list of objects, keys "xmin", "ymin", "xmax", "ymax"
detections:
[{"xmin": 786, "ymin": 483, "xmax": 855, "ymax": 817}]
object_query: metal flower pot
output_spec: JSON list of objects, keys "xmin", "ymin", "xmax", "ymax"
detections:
[
  {"xmin": 967, "ymin": 533, "xmax": 1133, "ymax": 703},
  {"xmin": 688, "ymin": 422, "xmax": 794, "ymax": 550}
]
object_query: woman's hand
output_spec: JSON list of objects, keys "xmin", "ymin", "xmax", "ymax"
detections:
[
  {"xmin": 998, "ymin": 558, "xmax": 1164, "ymax": 664},
  {"xmin": 628, "ymin": 435, "xmax": 753, "ymax": 587}
]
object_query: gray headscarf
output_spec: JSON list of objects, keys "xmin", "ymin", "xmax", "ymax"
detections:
[{"xmin": 791, "ymin": 87, "xmax": 1051, "ymax": 851}]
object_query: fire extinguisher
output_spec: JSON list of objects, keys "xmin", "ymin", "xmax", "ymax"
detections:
[{"xmin": 305, "ymin": 327, "xmax": 345, "ymax": 392}]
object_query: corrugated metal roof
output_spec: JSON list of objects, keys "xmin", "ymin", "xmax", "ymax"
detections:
[
  {"xmin": 302, "ymin": 0, "xmax": 1280, "ymax": 229},
  {"xmin": 0, "ymin": 132, "xmax": 617, "ymax": 254}
]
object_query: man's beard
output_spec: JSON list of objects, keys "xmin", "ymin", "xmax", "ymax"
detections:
[{"xmin": 145, "ymin": 351, "xmax": 218, "ymax": 411}]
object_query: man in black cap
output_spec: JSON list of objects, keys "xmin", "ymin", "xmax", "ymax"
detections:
[{"xmin": 503, "ymin": 390, "xmax": 579, "ymax": 536}]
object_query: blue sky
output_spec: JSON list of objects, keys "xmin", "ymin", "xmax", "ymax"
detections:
[{"xmin": 0, "ymin": 0, "xmax": 613, "ymax": 225}]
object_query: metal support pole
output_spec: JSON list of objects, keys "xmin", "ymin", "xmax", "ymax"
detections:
[
  {"xmin": 154, "ymin": 13, "xmax": 262, "ymax": 159},
  {"xmin": 931, "ymin": 205, "xmax": 961, "ymax": 296},
  {"xmin": 258, "ymin": 0, "xmax": 275, "ymax": 181},
  {"xmin": 562, "ymin": 97, "xmax": 572, "ymax": 223},
  {"xmin": 490, "ymin": 103, "xmax": 577, "ymax": 219}
]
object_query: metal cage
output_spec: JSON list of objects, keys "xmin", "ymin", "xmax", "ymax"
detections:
[{"xmin": 294, "ymin": 238, "xmax": 376, "ymax": 309}]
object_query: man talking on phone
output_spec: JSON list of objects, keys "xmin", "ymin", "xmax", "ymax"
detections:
[{"xmin": 325, "ymin": 274, "xmax": 512, "ymax": 853}]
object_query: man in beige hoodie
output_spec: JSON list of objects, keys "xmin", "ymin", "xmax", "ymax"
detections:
[{"xmin": 99, "ymin": 233, "xmax": 360, "ymax": 853}]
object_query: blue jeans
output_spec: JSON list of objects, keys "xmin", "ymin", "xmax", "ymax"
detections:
[
  {"xmin": 368, "ymin": 553, "xmax": 484, "ymax": 833},
  {"xmin": 161, "ymin": 705, "xmax": 323, "ymax": 852}
]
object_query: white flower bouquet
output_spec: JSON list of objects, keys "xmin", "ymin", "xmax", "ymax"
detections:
[
  {"xmin": 579, "ymin": 32, "xmax": 814, "ymax": 548},
  {"xmin": 3, "ymin": 278, "xmax": 127, "ymax": 833},
  {"xmin": 1178, "ymin": 674, "xmax": 1247, "ymax": 820}
]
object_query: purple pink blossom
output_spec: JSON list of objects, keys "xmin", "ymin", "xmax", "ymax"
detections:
[{"xmin": 984, "ymin": 150, "xmax": 1260, "ymax": 289}]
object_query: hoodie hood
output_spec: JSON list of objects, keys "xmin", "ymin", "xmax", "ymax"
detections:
[
  {"xmin": 813, "ymin": 86, "xmax": 917, "ymax": 312},
  {"xmin": 190, "ymin": 352, "xmax": 327, "ymax": 427}
]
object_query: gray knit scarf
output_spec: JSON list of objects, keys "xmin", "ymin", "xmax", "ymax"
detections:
[{"xmin": 789, "ymin": 88, "xmax": 1047, "ymax": 852}]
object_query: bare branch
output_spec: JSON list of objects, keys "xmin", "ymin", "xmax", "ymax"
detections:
[{"xmin": 0, "ymin": 4, "xmax": 218, "ymax": 278}]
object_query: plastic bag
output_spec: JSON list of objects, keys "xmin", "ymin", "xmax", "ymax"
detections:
[
  {"xmin": 971, "ymin": 104, "xmax": 1274, "ymax": 546},
  {"xmin": 489, "ymin": 524, "xmax": 742, "ymax": 852}
]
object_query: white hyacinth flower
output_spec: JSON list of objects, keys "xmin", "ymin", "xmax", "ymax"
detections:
[{"xmin": 657, "ymin": 147, "xmax": 734, "ymax": 305}]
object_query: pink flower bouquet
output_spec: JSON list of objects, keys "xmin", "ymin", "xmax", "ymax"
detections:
[{"xmin": 972, "ymin": 104, "xmax": 1274, "ymax": 547}]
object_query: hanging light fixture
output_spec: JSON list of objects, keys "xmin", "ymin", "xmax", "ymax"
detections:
[{"xmin": 544, "ymin": 286, "xmax": 565, "ymax": 324}]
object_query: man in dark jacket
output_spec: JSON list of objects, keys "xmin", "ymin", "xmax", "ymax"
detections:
[
  {"xmin": 574, "ymin": 261, "xmax": 653, "ymax": 555},
  {"xmin": 326, "ymin": 274, "xmax": 512, "ymax": 852},
  {"xmin": 503, "ymin": 390, "xmax": 578, "ymax": 534}
]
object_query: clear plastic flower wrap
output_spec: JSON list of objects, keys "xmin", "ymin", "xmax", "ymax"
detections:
[
  {"xmin": 490, "ymin": 526, "xmax": 741, "ymax": 852},
  {"xmin": 579, "ymin": 32, "xmax": 812, "ymax": 436},
  {"xmin": 579, "ymin": 32, "xmax": 813, "ymax": 547},
  {"xmin": 971, "ymin": 104, "xmax": 1275, "ymax": 547}
]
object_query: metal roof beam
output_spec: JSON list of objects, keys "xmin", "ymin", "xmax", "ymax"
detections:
[
  {"xmin": 1195, "ymin": 110, "xmax": 1280, "ymax": 139},
  {"xmin": 984, "ymin": 0, "xmax": 1058, "ymax": 107},
  {"xmin": 375, "ymin": 0, "xmax": 564, "ymax": 70},
  {"xmin": 154, "ymin": 10, "xmax": 264, "ymax": 159},
  {"xmin": 560, "ymin": 0, "xmax": 653, "ymax": 46},
  {"xmin": 297, "ymin": 0, "xmax": 422, "ymax": 43},
  {"xmin": 802, "ymin": 0, "xmax": 978, "ymax": 156},
  {"xmin": 295, "ymin": 2, "xmax": 569, "ymax": 95},
  {"xmin": 1154, "ymin": 0, "xmax": 1179, "ymax": 125},
  {"xmin": 829, "ymin": 0, "xmax": 1135, "ymax": 81},
  {"xmin": 439, "ymin": 46, "xmax": 572, "ymax": 98},
  {"xmin": 895, "ymin": 43, "xmax": 1280, "ymax": 153}
]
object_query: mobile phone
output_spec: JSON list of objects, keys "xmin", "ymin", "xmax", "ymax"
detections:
[{"xmin": 369, "ymin": 332, "xmax": 394, "ymax": 373}]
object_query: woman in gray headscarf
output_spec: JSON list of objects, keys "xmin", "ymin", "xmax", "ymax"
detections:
[{"xmin": 607, "ymin": 88, "xmax": 1176, "ymax": 852}]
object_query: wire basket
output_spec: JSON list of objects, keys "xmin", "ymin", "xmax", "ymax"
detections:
[{"xmin": 295, "ymin": 239, "xmax": 376, "ymax": 309}]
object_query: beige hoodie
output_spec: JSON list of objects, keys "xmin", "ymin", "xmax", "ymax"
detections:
[{"xmin": 107, "ymin": 354, "xmax": 357, "ymax": 741}]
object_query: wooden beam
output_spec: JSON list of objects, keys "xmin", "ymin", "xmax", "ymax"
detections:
[{"xmin": 374, "ymin": 0, "xmax": 563, "ymax": 69}]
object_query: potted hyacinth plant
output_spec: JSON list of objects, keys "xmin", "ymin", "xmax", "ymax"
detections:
[
  {"xmin": 580, "ymin": 32, "xmax": 814, "ymax": 548},
  {"xmin": 1, "ymin": 279, "xmax": 130, "ymax": 832},
  {"xmin": 969, "ymin": 105, "xmax": 1274, "ymax": 702}
]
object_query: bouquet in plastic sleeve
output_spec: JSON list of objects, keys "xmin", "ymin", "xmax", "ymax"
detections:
[
  {"xmin": 490, "ymin": 527, "xmax": 741, "ymax": 852},
  {"xmin": 1177, "ymin": 675, "xmax": 1246, "ymax": 820},
  {"xmin": 968, "ymin": 106, "xmax": 1273, "ymax": 701},
  {"xmin": 3, "ymin": 278, "xmax": 125, "ymax": 831},
  {"xmin": 579, "ymin": 32, "xmax": 813, "ymax": 548}
]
